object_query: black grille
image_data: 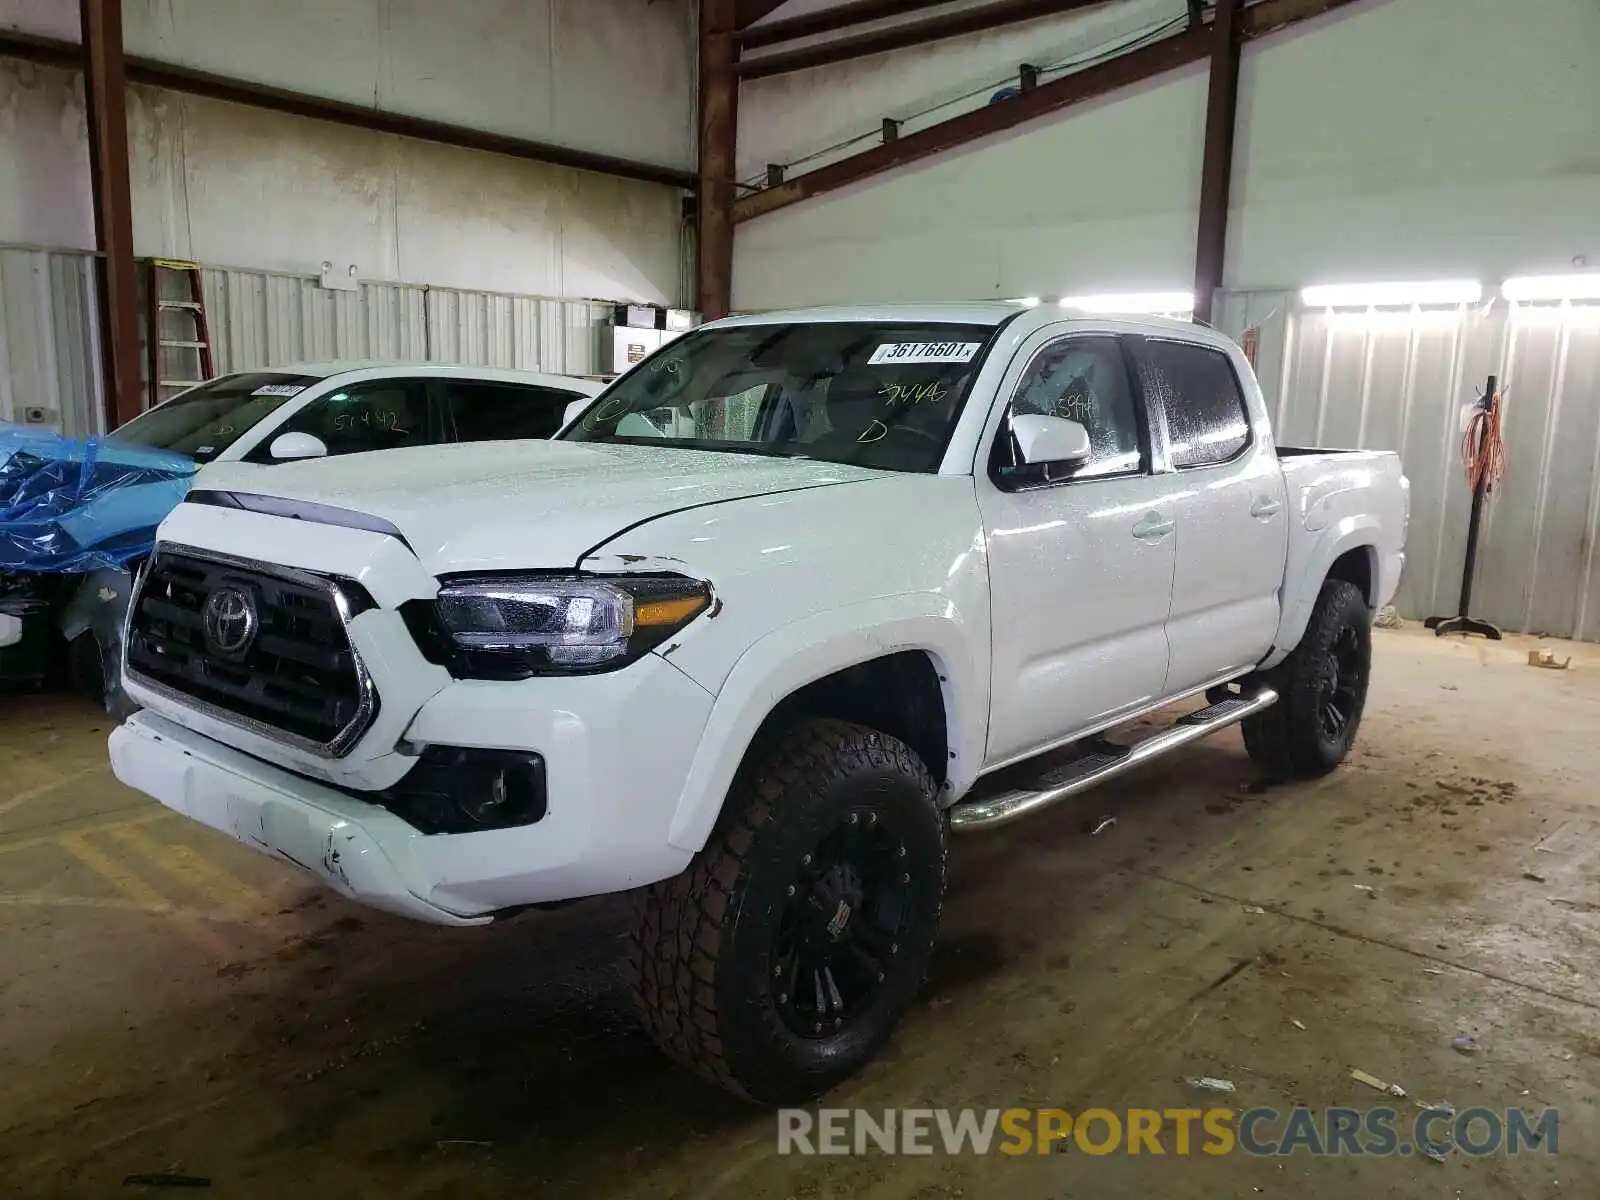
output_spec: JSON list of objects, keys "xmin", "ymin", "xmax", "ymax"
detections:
[{"xmin": 126, "ymin": 550, "xmax": 375, "ymax": 752}]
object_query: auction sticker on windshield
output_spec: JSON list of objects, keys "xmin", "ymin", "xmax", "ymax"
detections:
[
  {"xmin": 868, "ymin": 342, "xmax": 981, "ymax": 365},
  {"xmin": 252, "ymin": 384, "xmax": 307, "ymax": 397}
]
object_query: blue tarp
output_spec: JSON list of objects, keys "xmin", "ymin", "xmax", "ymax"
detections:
[{"xmin": 0, "ymin": 425, "xmax": 196, "ymax": 573}]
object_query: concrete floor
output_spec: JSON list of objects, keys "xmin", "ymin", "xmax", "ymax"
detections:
[{"xmin": 2, "ymin": 627, "xmax": 1597, "ymax": 1197}]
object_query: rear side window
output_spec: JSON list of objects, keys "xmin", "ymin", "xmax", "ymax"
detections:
[
  {"xmin": 444, "ymin": 382, "xmax": 582, "ymax": 442},
  {"xmin": 1138, "ymin": 341, "xmax": 1251, "ymax": 468}
]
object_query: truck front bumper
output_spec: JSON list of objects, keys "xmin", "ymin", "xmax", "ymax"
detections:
[{"xmin": 111, "ymin": 652, "xmax": 717, "ymax": 924}]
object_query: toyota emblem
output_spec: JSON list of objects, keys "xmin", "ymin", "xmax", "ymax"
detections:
[{"xmin": 202, "ymin": 586, "xmax": 259, "ymax": 657}]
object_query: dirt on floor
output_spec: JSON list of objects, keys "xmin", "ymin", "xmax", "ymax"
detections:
[{"xmin": 1, "ymin": 626, "xmax": 1597, "ymax": 1198}]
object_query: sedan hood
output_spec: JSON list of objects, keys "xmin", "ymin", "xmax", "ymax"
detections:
[{"xmin": 190, "ymin": 439, "xmax": 882, "ymax": 574}]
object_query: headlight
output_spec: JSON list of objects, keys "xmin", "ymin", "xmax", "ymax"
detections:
[{"xmin": 417, "ymin": 573, "xmax": 711, "ymax": 678}]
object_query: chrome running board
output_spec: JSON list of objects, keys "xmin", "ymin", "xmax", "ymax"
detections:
[{"xmin": 947, "ymin": 688, "xmax": 1278, "ymax": 832}]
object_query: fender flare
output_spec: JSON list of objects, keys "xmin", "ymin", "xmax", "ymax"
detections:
[
  {"xmin": 666, "ymin": 594, "xmax": 986, "ymax": 854},
  {"xmin": 1262, "ymin": 517, "xmax": 1379, "ymax": 668}
]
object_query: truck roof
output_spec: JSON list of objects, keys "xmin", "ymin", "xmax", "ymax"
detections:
[
  {"xmin": 714, "ymin": 303, "xmax": 1023, "ymax": 327},
  {"xmin": 710, "ymin": 303, "xmax": 1210, "ymax": 340}
]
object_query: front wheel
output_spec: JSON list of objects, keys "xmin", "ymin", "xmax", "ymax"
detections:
[
  {"xmin": 629, "ymin": 718, "xmax": 948, "ymax": 1104},
  {"xmin": 1242, "ymin": 579, "xmax": 1372, "ymax": 779}
]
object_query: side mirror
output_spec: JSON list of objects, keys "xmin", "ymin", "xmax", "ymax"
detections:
[
  {"xmin": 1011, "ymin": 414, "xmax": 1091, "ymax": 467},
  {"xmin": 268, "ymin": 431, "xmax": 329, "ymax": 461},
  {"xmin": 564, "ymin": 398, "xmax": 590, "ymax": 427}
]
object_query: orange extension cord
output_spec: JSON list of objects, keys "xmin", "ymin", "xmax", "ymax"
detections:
[{"xmin": 1463, "ymin": 387, "xmax": 1507, "ymax": 494}]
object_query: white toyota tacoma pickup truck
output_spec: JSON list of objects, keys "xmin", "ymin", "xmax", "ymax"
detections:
[{"xmin": 109, "ymin": 304, "xmax": 1406, "ymax": 1102}]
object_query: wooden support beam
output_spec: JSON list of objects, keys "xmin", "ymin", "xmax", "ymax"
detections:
[
  {"xmin": 737, "ymin": 0, "xmax": 1111, "ymax": 79},
  {"xmin": 697, "ymin": 0, "xmax": 739, "ymax": 320},
  {"xmin": 0, "ymin": 29, "xmax": 695, "ymax": 191},
  {"xmin": 735, "ymin": 28, "xmax": 1208, "ymax": 221},
  {"xmin": 741, "ymin": 0, "xmax": 946, "ymax": 50},
  {"xmin": 1240, "ymin": 0, "xmax": 1364, "ymax": 39},
  {"xmin": 1193, "ymin": 0, "xmax": 1242, "ymax": 327},
  {"xmin": 79, "ymin": 0, "xmax": 141, "ymax": 429},
  {"xmin": 735, "ymin": 0, "xmax": 789, "ymax": 29},
  {"xmin": 734, "ymin": 0, "xmax": 1374, "ymax": 224}
]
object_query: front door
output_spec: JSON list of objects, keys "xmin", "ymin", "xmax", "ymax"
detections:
[{"xmin": 978, "ymin": 332, "xmax": 1179, "ymax": 768}]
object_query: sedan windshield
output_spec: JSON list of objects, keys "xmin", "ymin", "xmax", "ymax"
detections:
[
  {"xmin": 107, "ymin": 372, "xmax": 322, "ymax": 462},
  {"xmin": 562, "ymin": 322, "xmax": 997, "ymax": 472}
]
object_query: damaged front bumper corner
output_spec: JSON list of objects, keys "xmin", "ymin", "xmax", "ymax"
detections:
[{"xmin": 108, "ymin": 710, "xmax": 491, "ymax": 927}]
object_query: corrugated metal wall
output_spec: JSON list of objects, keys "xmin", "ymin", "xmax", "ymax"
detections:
[
  {"xmin": 1226, "ymin": 294, "xmax": 1600, "ymax": 641},
  {"xmin": 201, "ymin": 269, "xmax": 429, "ymax": 373},
  {"xmin": 202, "ymin": 269, "xmax": 611, "ymax": 380},
  {"xmin": 424, "ymin": 289, "xmax": 613, "ymax": 375},
  {"xmin": 0, "ymin": 246, "xmax": 613, "ymax": 439},
  {"xmin": 0, "ymin": 247, "xmax": 104, "ymax": 437}
]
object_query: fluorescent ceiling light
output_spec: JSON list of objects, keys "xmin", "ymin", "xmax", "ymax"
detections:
[
  {"xmin": 1008, "ymin": 296, "xmax": 1042, "ymax": 307},
  {"xmin": 1300, "ymin": 280, "xmax": 1482, "ymax": 308},
  {"xmin": 1502, "ymin": 274, "xmax": 1600, "ymax": 302},
  {"xmin": 1058, "ymin": 291, "xmax": 1194, "ymax": 314}
]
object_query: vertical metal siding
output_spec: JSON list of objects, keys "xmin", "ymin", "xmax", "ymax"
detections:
[
  {"xmin": 423, "ymin": 288, "xmax": 608, "ymax": 375},
  {"xmin": 199, "ymin": 269, "xmax": 607, "ymax": 375},
  {"xmin": 202, "ymin": 267, "xmax": 431, "ymax": 372},
  {"xmin": 2, "ymin": 245, "xmax": 610, "ymax": 439},
  {"xmin": 1249, "ymin": 295, "xmax": 1600, "ymax": 641},
  {"xmin": 0, "ymin": 247, "xmax": 104, "ymax": 437}
]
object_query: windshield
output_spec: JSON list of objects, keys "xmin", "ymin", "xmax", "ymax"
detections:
[
  {"xmin": 107, "ymin": 372, "xmax": 323, "ymax": 462},
  {"xmin": 562, "ymin": 321, "xmax": 998, "ymax": 472}
]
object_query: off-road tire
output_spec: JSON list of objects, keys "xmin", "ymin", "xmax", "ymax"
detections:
[
  {"xmin": 1242, "ymin": 579, "xmax": 1371, "ymax": 779},
  {"xmin": 629, "ymin": 718, "xmax": 948, "ymax": 1104}
]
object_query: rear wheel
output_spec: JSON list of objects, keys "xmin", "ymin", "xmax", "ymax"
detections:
[
  {"xmin": 1243, "ymin": 579, "xmax": 1371, "ymax": 779},
  {"xmin": 629, "ymin": 718, "xmax": 948, "ymax": 1103}
]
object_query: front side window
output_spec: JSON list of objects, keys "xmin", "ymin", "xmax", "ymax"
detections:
[
  {"xmin": 996, "ymin": 335, "xmax": 1143, "ymax": 483},
  {"xmin": 249, "ymin": 380, "xmax": 432, "ymax": 460},
  {"xmin": 444, "ymin": 382, "xmax": 585, "ymax": 442},
  {"xmin": 1137, "ymin": 340, "xmax": 1251, "ymax": 468},
  {"xmin": 563, "ymin": 322, "xmax": 999, "ymax": 473},
  {"xmin": 106, "ymin": 372, "xmax": 321, "ymax": 462}
]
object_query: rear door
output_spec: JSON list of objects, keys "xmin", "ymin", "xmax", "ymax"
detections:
[{"xmin": 1128, "ymin": 336, "xmax": 1288, "ymax": 691}]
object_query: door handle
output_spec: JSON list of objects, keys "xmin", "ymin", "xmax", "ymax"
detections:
[
  {"xmin": 1131, "ymin": 512, "xmax": 1175, "ymax": 541},
  {"xmin": 1251, "ymin": 496, "xmax": 1282, "ymax": 519}
]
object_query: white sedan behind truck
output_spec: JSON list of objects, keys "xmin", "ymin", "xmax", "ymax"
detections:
[
  {"xmin": 0, "ymin": 362, "xmax": 603, "ymax": 706},
  {"xmin": 109, "ymin": 304, "xmax": 1406, "ymax": 1103}
]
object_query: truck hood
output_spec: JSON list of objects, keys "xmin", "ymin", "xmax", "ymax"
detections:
[{"xmin": 189, "ymin": 439, "xmax": 882, "ymax": 574}]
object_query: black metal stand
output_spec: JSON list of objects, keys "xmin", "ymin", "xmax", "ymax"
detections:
[{"xmin": 1425, "ymin": 373, "xmax": 1502, "ymax": 640}]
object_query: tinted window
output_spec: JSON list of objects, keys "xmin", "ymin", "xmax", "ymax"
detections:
[
  {"xmin": 252, "ymin": 380, "xmax": 431, "ymax": 460},
  {"xmin": 1000, "ymin": 335, "xmax": 1142, "ymax": 482},
  {"xmin": 563, "ymin": 322, "xmax": 996, "ymax": 474},
  {"xmin": 445, "ymin": 382, "xmax": 584, "ymax": 442},
  {"xmin": 106, "ymin": 372, "xmax": 321, "ymax": 462},
  {"xmin": 1140, "ymin": 341, "xmax": 1250, "ymax": 468}
]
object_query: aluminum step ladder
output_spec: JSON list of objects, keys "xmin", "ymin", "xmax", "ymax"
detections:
[{"xmin": 145, "ymin": 259, "xmax": 215, "ymax": 409}]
